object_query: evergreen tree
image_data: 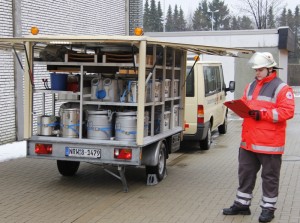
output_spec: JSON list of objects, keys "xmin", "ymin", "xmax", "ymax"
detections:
[
  {"xmin": 165, "ymin": 5, "xmax": 173, "ymax": 32},
  {"xmin": 231, "ymin": 16, "xmax": 239, "ymax": 30},
  {"xmin": 267, "ymin": 6, "xmax": 276, "ymax": 28},
  {"xmin": 192, "ymin": 0, "xmax": 210, "ymax": 31},
  {"xmin": 192, "ymin": 3, "xmax": 203, "ymax": 30},
  {"xmin": 230, "ymin": 15, "xmax": 253, "ymax": 30},
  {"xmin": 143, "ymin": 0, "xmax": 151, "ymax": 32},
  {"xmin": 208, "ymin": 0, "xmax": 230, "ymax": 30},
  {"xmin": 149, "ymin": 0, "xmax": 157, "ymax": 31},
  {"xmin": 173, "ymin": 5, "xmax": 180, "ymax": 31},
  {"xmin": 295, "ymin": 6, "xmax": 300, "ymax": 33},
  {"xmin": 178, "ymin": 7, "xmax": 187, "ymax": 31},
  {"xmin": 157, "ymin": 1, "xmax": 164, "ymax": 32},
  {"xmin": 279, "ymin": 8, "xmax": 287, "ymax": 26},
  {"xmin": 186, "ymin": 12, "xmax": 194, "ymax": 31},
  {"xmin": 201, "ymin": 0, "xmax": 211, "ymax": 30},
  {"xmin": 287, "ymin": 9, "xmax": 295, "ymax": 30},
  {"xmin": 240, "ymin": 16, "xmax": 253, "ymax": 29}
]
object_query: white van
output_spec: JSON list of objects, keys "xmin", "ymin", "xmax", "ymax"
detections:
[{"xmin": 183, "ymin": 60, "xmax": 235, "ymax": 150}]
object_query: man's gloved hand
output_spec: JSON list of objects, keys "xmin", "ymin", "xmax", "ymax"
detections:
[{"xmin": 248, "ymin": 110, "xmax": 261, "ymax": 121}]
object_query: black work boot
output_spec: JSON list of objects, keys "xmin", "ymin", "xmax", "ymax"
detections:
[
  {"xmin": 259, "ymin": 209, "xmax": 275, "ymax": 222},
  {"xmin": 223, "ymin": 204, "xmax": 251, "ymax": 215}
]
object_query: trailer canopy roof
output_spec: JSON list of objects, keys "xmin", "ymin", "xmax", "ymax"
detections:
[{"xmin": 0, "ymin": 35, "xmax": 254, "ymax": 57}]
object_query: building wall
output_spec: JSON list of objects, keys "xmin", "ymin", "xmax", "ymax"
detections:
[
  {"xmin": 0, "ymin": 0, "xmax": 143, "ymax": 145},
  {"xmin": 0, "ymin": 1, "xmax": 15, "ymax": 144}
]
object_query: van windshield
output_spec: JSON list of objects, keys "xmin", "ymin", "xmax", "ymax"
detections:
[{"xmin": 186, "ymin": 66, "xmax": 194, "ymax": 97}]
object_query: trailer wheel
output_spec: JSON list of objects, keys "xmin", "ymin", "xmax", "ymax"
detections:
[
  {"xmin": 146, "ymin": 142, "xmax": 166, "ymax": 181},
  {"xmin": 57, "ymin": 160, "xmax": 80, "ymax": 176},
  {"xmin": 200, "ymin": 123, "xmax": 212, "ymax": 150}
]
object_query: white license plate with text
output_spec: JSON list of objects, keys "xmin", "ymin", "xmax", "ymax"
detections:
[{"xmin": 65, "ymin": 147, "xmax": 101, "ymax": 158}]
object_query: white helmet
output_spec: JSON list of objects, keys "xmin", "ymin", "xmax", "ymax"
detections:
[{"xmin": 248, "ymin": 52, "xmax": 277, "ymax": 69}]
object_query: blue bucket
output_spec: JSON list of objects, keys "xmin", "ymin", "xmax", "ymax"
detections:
[{"xmin": 50, "ymin": 73, "xmax": 68, "ymax": 90}]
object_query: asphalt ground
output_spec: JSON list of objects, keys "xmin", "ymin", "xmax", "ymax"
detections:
[{"xmin": 0, "ymin": 98, "xmax": 299, "ymax": 223}]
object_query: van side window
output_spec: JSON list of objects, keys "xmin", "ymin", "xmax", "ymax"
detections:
[
  {"xmin": 204, "ymin": 66, "xmax": 221, "ymax": 96},
  {"xmin": 186, "ymin": 67, "xmax": 194, "ymax": 97}
]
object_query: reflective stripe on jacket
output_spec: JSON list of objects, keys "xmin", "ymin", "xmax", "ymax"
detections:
[{"xmin": 240, "ymin": 71, "xmax": 295, "ymax": 154}]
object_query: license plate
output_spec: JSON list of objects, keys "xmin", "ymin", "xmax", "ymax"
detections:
[{"xmin": 65, "ymin": 147, "xmax": 101, "ymax": 158}]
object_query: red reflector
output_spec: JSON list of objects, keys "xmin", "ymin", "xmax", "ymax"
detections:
[
  {"xmin": 184, "ymin": 123, "xmax": 189, "ymax": 129},
  {"xmin": 197, "ymin": 117, "xmax": 204, "ymax": 124},
  {"xmin": 114, "ymin": 148, "xmax": 132, "ymax": 160},
  {"xmin": 35, "ymin": 144, "xmax": 52, "ymax": 154}
]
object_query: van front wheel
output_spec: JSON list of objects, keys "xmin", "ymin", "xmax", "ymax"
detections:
[
  {"xmin": 200, "ymin": 123, "xmax": 212, "ymax": 150},
  {"xmin": 218, "ymin": 116, "xmax": 228, "ymax": 134}
]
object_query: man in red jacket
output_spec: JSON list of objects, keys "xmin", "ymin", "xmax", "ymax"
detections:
[{"xmin": 223, "ymin": 52, "xmax": 295, "ymax": 222}]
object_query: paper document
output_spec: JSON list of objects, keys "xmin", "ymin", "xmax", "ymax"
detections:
[{"xmin": 224, "ymin": 99, "xmax": 251, "ymax": 118}]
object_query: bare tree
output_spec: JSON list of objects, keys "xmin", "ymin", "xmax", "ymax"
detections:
[{"xmin": 236, "ymin": 0, "xmax": 284, "ymax": 29}]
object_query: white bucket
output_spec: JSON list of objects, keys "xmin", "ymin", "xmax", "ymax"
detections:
[
  {"xmin": 87, "ymin": 110, "xmax": 112, "ymax": 140},
  {"xmin": 173, "ymin": 79, "xmax": 179, "ymax": 97},
  {"xmin": 127, "ymin": 81, "xmax": 138, "ymax": 103},
  {"xmin": 154, "ymin": 110, "xmax": 171, "ymax": 133},
  {"xmin": 115, "ymin": 111, "xmax": 137, "ymax": 141},
  {"xmin": 102, "ymin": 78, "xmax": 123, "ymax": 102},
  {"xmin": 60, "ymin": 108, "xmax": 80, "ymax": 138},
  {"xmin": 153, "ymin": 80, "xmax": 161, "ymax": 102},
  {"xmin": 146, "ymin": 80, "xmax": 161, "ymax": 102},
  {"xmin": 91, "ymin": 77, "xmax": 122, "ymax": 102},
  {"xmin": 115, "ymin": 111, "xmax": 149, "ymax": 141},
  {"xmin": 164, "ymin": 79, "xmax": 171, "ymax": 98},
  {"xmin": 172, "ymin": 105, "xmax": 180, "ymax": 128},
  {"xmin": 123, "ymin": 81, "xmax": 150, "ymax": 103},
  {"xmin": 37, "ymin": 115, "xmax": 59, "ymax": 136},
  {"xmin": 91, "ymin": 77, "xmax": 103, "ymax": 100},
  {"xmin": 163, "ymin": 111, "xmax": 171, "ymax": 131}
]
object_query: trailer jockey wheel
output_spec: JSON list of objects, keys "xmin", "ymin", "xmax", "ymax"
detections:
[
  {"xmin": 57, "ymin": 160, "xmax": 80, "ymax": 176},
  {"xmin": 146, "ymin": 142, "xmax": 167, "ymax": 182}
]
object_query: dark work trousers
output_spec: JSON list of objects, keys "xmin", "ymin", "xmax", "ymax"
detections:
[{"xmin": 236, "ymin": 148, "xmax": 282, "ymax": 210}]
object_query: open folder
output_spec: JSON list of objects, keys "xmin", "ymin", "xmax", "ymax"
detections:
[{"xmin": 224, "ymin": 99, "xmax": 251, "ymax": 118}]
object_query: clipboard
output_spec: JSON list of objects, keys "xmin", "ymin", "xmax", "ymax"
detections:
[{"xmin": 224, "ymin": 99, "xmax": 251, "ymax": 118}]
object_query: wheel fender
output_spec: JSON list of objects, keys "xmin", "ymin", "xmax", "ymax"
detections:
[{"xmin": 141, "ymin": 140, "xmax": 164, "ymax": 166}]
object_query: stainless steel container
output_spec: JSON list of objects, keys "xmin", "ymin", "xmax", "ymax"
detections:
[
  {"xmin": 87, "ymin": 110, "xmax": 112, "ymax": 140},
  {"xmin": 60, "ymin": 108, "xmax": 80, "ymax": 138},
  {"xmin": 37, "ymin": 115, "xmax": 59, "ymax": 136}
]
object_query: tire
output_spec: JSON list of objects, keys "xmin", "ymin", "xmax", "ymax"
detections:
[
  {"xmin": 146, "ymin": 142, "xmax": 167, "ymax": 181},
  {"xmin": 200, "ymin": 123, "xmax": 212, "ymax": 150},
  {"xmin": 57, "ymin": 160, "xmax": 80, "ymax": 176},
  {"xmin": 218, "ymin": 115, "xmax": 228, "ymax": 134}
]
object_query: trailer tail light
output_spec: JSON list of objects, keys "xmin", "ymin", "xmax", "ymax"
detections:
[
  {"xmin": 197, "ymin": 105, "xmax": 204, "ymax": 124},
  {"xmin": 35, "ymin": 144, "xmax": 52, "ymax": 154},
  {"xmin": 114, "ymin": 148, "xmax": 132, "ymax": 160}
]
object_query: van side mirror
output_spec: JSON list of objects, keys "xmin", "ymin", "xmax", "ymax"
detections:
[{"xmin": 226, "ymin": 81, "xmax": 235, "ymax": 93}]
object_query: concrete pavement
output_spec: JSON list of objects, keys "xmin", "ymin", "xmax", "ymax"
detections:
[{"xmin": 0, "ymin": 100, "xmax": 299, "ymax": 223}]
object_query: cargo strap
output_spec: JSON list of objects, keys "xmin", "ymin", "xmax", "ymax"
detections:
[
  {"xmin": 61, "ymin": 123, "xmax": 79, "ymax": 135},
  {"xmin": 115, "ymin": 129, "xmax": 137, "ymax": 135},
  {"xmin": 37, "ymin": 122, "xmax": 59, "ymax": 127}
]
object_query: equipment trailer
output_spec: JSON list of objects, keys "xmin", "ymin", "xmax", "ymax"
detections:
[{"xmin": 0, "ymin": 34, "xmax": 253, "ymax": 191}]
